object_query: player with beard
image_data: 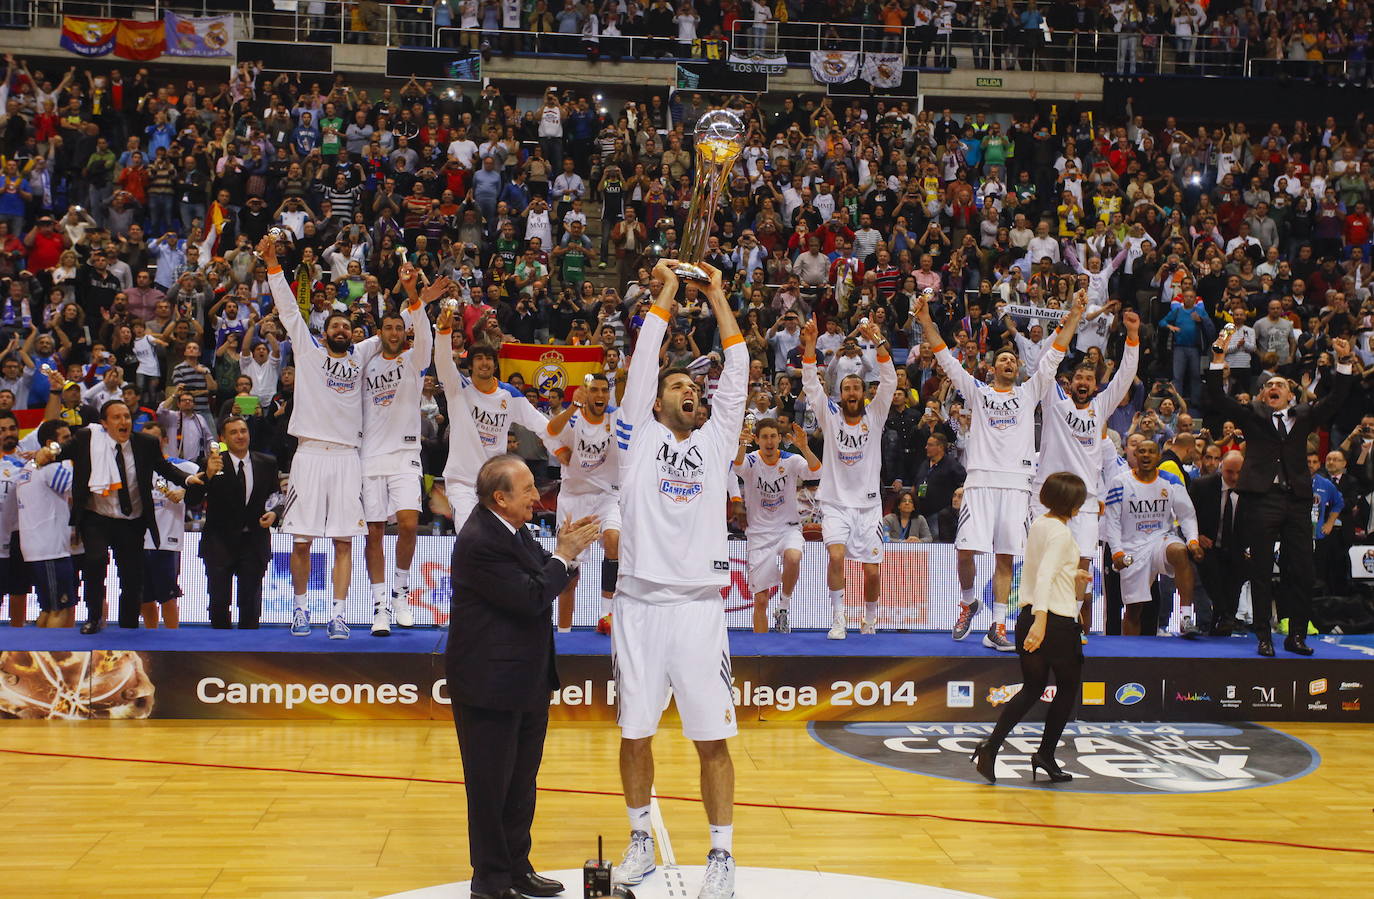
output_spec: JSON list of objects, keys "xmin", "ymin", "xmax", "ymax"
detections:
[
  {"xmin": 262, "ymin": 235, "xmax": 383, "ymax": 640},
  {"xmin": 0, "ymin": 411, "xmax": 30, "ymax": 627},
  {"xmin": 545, "ymin": 372, "xmax": 621, "ymax": 634},
  {"xmin": 431, "ymin": 331, "xmax": 549, "ymax": 534},
  {"xmin": 1103, "ymin": 439, "xmax": 1203, "ymax": 636},
  {"xmin": 1033, "ymin": 308, "xmax": 1140, "ymax": 630},
  {"xmin": 799, "ymin": 316, "xmax": 897, "ymax": 639},
  {"xmin": 913, "ymin": 288, "xmax": 1085, "ymax": 651},
  {"xmin": 732, "ymin": 418, "xmax": 822, "ymax": 633},
  {"xmin": 609, "ymin": 261, "xmax": 746, "ymax": 899},
  {"xmin": 362, "ymin": 265, "xmax": 448, "ymax": 636}
]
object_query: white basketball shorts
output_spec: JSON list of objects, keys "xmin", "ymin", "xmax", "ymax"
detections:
[
  {"xmin": 611, "ymin": 581, "xmax": 737, "ymax": 742},
  {"xmin": 1118, "ymin": 535, "xmax": 1183, "ymax": 605},
  {"xmin": 745, "ymin": 528, "xmax": 804, "ymax": 594},
  {"xmin": 282, "ymin": 441, "xmax": 365, "ymax": 539},
  {"xmin": 956, "ymin": 485, "xmax": 1032, "ymax": 556},
  {"xmin": 556, "ymin": 490, "xmax": 621, "ymax": 563},
  {"xmin": 362, "ymin": 473, "xmax": 422, "ymax": 522},
  {"xmin": 819, "ymin": 503, "xmax": 884, "ymax": 564}
]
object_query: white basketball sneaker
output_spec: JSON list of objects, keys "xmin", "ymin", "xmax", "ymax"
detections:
[
  {"xmin": 391, "ymin": 589, "xmax": 414, "ymax": 628},
  {"xmin": 697, "ymin": 848, "xmax": 736, "ymax": 899},
  {"xmin": 827, "ymin": 612, "xmax": 847, "ymax": 640},
  {"xmin": 860, "ymin": 618, "xmax": 877, "ymax": 635},
  {"xmin": 613, "ymin": 830, "xmax": 656, "ymax": 886},
  {"xmin": 370, "ymin": 600, "xmax": 391, "ymax": 637}
]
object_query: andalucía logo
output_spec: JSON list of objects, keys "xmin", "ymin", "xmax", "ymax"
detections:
[
  {"xmin": 1116, "ymin": 683, "xmax": 1146, "ymax": 705},
  {"xmin": 809, "ymin": 722, "xmax": 1318, "ymax": 794}
]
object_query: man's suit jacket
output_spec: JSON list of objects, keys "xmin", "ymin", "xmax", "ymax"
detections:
[
  {"xmin": 199, "ymin": 451, "xmax": 283, "ymax": 568},
  {"xmin": 444, "ymin": 505, "xmax": 573, "ymax": 712},
  {"xmin": 56, "ymin": 428, "xmax": 205, "ymax": 544},
  {"xmin": 1203, "ymin": 366, "xmax": 1352, "ymax": 501},
  {"xmin": 1188, "ymin": 473, "xmax": 1238, "ymax": 548}
]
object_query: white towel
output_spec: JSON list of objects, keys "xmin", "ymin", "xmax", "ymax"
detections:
[{"xmin": 87, "ymin": 424, "xmax": 124, "ymax": 497}]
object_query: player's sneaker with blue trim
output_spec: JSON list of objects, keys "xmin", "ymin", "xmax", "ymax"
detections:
[
  {"xmin": 290, "ymin": 608, "xmax": 310, "ymax": 636},
  {"xmin": 697, "ymin": 848, "xmax": 736, "ymax": 899},
  {"xmin": 371, "ymin": 601, "xmax": 391, "ymax": 637},
  {"xmin": 327, "ymin": 615, "xmax": 350, "ymax": 640},
  {"xmin": 612, "ymin": 830, "xmax": 655, "ymax": 886},
  {"xmin": 952, "ymin": 598, "xmax": 981, "ymax": 640},
  {"xmin": 772, "ymin": 608, "xmax": 790, "ymax": 633},
  {"xmin": 983, "ymin": 622, "xmax": 1015, "ymax": 651}
]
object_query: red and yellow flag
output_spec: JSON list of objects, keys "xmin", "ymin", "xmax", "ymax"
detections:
[
  {"xmin": 498, "ymin": 343, "xmax": 604, "ymax": 405},
  {"xmin": 115, "ymin": 19, "xmax": 166, "ymax": 61}
]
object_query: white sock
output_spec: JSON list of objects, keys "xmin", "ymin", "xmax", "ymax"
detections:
[
  {"xmin": 865, "ymin": 601, "xmax": 878, "ymax": 623},
  {"xmin": 829, "ymin": 588, "xmax": 845, "ymax": 615},
  {"xmin": 393, "ymin": 569, "xmax": 410, "ymax": 594},
  {"xmin": 709, "ymin": 823, "xmax": 733, "ymax": 854},
  {"xmin": 557, "ymin": 626, "xmax": 572, "ymax": 633},
  {"xmin": 332, "ymin": 599, "xmax": 346, "ymax": 619},
  {"xmin": 294, "ymin": 593, "xmax": 308, "ymax": 611},
  {"xmin": 960, "ymin": 586, "xmax": 976, "ymax": 607},
  {"xmin": 627, "ymin": 805, "xmax": 651, "ymax": 833},
  {"xmin": 779, "ymin": 593, "xmax": 792, "ymax": 610},
  {"xmin": 993, "ymin": 601, "xmax": 1008, "ymax": 625},
  {"xmin": 370, "ymin": 583, "xmax": 387, "ymax": 605},
  {"xmin": 601, "ymin": 594, "xmax": 614, "ymax": 616}
]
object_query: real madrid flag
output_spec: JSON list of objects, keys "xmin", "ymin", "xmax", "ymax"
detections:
[
  {"xmin": 809, "ymin": 50, "xmax": 860, "ymax": 84},
  {"xmin": 498, "ymin": 343, "xmax": 604, "ymax": 406},
  {"xmin": 60, "ymin": 16, "xmax": 117, "ymax": 57},
  {"xmin": 861, "ymin": 52, "xmax": 904, "ymax": 88}
]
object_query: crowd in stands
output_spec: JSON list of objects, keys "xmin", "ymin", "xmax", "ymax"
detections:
[{"xmin": 0, "ymin": 44, "xmax": 1370, "ymax": 593}]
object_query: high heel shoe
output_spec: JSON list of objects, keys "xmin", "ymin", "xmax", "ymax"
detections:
[
  {"xmin": 1030, "ymin": 752, "xmax": 1072, "ymax": 783},
  {"xmin": 970, "ymin": 740, "xmax": 997, "ymax": 784}
]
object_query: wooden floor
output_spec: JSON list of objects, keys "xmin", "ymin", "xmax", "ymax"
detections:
[{"xmin": 2, "ymin": 719, "xmax": 1371, "ymax": 898}]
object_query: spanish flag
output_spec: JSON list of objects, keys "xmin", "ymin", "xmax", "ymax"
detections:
[
  {"xmin": 207, "ymin": 198, "xmax": 230, "ymax": 255},
  {"xmin": 115, "ymin": 19, "xmax": 166, "ymax": 61},
  {"xmin": 498, "ymin": 344, "xmax": 604, "ymax": 406}
]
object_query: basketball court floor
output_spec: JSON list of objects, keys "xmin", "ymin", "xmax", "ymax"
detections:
[{"xmin": 3, "ymin": 716, "xmax": 1371, "ymax": 898}]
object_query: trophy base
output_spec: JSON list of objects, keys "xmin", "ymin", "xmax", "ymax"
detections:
[{"xmin": 671, "ymin": 261, "xmax": 711, "ymax": 283}]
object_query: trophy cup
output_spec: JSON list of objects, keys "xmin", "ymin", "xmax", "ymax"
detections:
[{"xmin": 672, "ymin": 109, "xmax": 746, "ymax": 283}]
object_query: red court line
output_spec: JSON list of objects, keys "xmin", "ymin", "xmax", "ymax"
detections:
[{"xmin": 3, "ymin": 746, "xmax": 1370, "ymax": 857}]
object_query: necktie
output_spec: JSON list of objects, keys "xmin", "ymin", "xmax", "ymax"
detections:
[
  {"xmin": 113, "ymin": 445, "xmax": 133, "ymax": 516},
  {"xmin": 235, "ymin": 459, "xmax": 247, "ymax": 505},
  {"xmin": 178, "ymin": 412, "xmax": 185, "ymax": 457},
  {"xmin": 1273, "ymin": 412, "xmax": 1287, "ymax": 437},
  {"xmin": 1220, "ymin": 489, "xmax": 1234, "ymax": 548},
  {"xmin": 517, "ymin": 524, "xmax": 540, "ymax": 559}
]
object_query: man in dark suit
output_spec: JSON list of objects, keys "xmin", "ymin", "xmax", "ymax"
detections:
[
  {"xmin": 1323, "ymin": 448, "xmax": 1366, "ymax": 593},
  {"xmin": 35, "ymin": 399, "xmax": 207, "ymax": 632},
  {"xmin": 1204, "ymin": 336, "xmax": 1355, "ymax": 656},
  {"xmin": 1188, "ymin": 450, "xmax": 1246, "ymax": 636},
  {"xmin": 200, "ymin": 415, "xmax": 284, "ymax": 629},
  {"xmin": 445, "ymin": 454, "xmax": 599, "ymax": 899}
]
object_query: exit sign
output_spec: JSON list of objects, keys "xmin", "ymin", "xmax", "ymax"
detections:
[{"xmin": 976, "ymin": 76, "xmax": 1004, "ymax": 88}]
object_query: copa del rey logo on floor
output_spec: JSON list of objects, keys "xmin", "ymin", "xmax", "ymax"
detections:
[{"xmin": 809, "ymin": 722, "xmax": 1319, "ymax": 794}]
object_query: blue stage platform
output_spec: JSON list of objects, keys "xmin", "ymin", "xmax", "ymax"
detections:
[{"xmin": 0, "ymin": 627, "xmax": 1369, "ymax": 723}]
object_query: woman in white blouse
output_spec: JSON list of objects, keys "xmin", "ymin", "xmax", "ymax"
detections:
[{"xmin": 971, "ymin": 471, "xmax": 1091, "ymax": 786}]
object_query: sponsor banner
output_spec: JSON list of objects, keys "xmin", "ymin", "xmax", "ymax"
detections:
[
  {"xmin": 1161, "ymin": 659, "xmax": 1368, "ymax": 721},
  {"xmin": 810, "ymin": 50, "xmax": 860, "ymax": 84},
  {"xmin": 5, "ymin": 648, "xmax": 1370, "ymax": 722},
  {"xmin": 860, "ymin": 52, "xmax": 904, "ymax": 88},
  {"xmin": 498, "ymin": 343, "xmax": 604, "ymax": 407},
  {"xmin": 1002, "ymin": 303, "xmax": 1069, "ymax": 322},
  {"xmin": 728, "ymin": 53, "xmax": 788, "ymax": 75},
  {"xmin": 809, "ymin": 721, "xmax": 1320, "ymax": 793},
  {"xmin": 60, "ymin": 16, "xmax": 118, "ymax": 57},
  {"xmin": 115, "ymin": 19, "xmax": 166, "ymax": 61},
  {"xmin": 164, "ymin": 12, "xmax": 235, "ymax": 58}
]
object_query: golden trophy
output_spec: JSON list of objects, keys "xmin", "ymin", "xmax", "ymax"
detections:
[{"xmin": 673, "ymin": 109, "xmax": 746, "ymax": 283}]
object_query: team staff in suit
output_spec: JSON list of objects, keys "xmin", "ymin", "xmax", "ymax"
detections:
[
  {"xmin": 1188, "ymin": 450, "xmax": 1246, "ymax": 636},
  {"xmin": 201, "ymin": 415, "xmax": 284, "ymax": 629},
  {"xmin": 1204, "ymin": 336, "xmax": 1355, "ymax": 657},
  {"xmin": 445, "ymin": 454, "xmax": 599, "ymax": 899},
  {"xmin": 34, "ymin": 399, "xmax": 207, "ymax": 633}
]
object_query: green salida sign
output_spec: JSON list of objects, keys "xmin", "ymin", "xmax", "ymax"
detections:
[{"xmin": 976, "ymin": 76, "xmax": 1004, "ymax": 88}]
